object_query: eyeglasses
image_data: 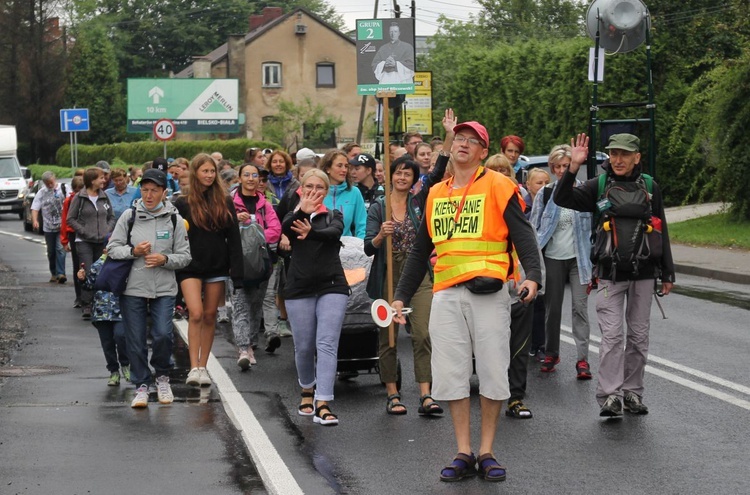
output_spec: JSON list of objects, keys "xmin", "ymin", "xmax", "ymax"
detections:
[
  {"xmin": 241, "ymin": 173, "xmax": 259, "ymax": 178},
  {"xmin": 454, "ymin": 135, "xmax": 483, "ymax": 146}
]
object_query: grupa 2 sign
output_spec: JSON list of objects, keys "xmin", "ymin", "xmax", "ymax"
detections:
[{"xmin": 127, "ymin": 79, "xmax": 239, "ymax": 133}]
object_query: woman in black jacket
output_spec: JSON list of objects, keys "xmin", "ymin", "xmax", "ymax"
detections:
[
  {"xmin": 282, "ymin": 169, "xmax": 349, "ymax": 426},
  {"xmin": 174, "ymin": 153, "xmax": 243, "ymax": 388}
]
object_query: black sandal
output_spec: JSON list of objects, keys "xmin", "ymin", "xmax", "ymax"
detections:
[
  {"xmin": 505, "ymin": 399, "xmax": 532, "ymax": 419},
  {"xmin": 418, "ymin": 394, "xmax": 444, "ymax": 416},
  {"xmin": 313, "ymin": 404, "xmax": 339, "ymax": 426},
  {"xmin": 439, "ymin": 453, "xmax": 477, "ymax": 482},
  {"xmin": 298, "ymin": 390, "xmax": 315, "ymax": 416},
  {"xmin": 477, "ymin": 453, "xmax": 506, "ymax": 482},
  {"xmin": 386, "ymin": 394, "xmax": 407, "ymax": 415}
]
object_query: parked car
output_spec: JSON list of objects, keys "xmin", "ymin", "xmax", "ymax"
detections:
[
  {"xmin": 516, "ymin": 151, "xmax": 609, "ymax": 184},
  {"xmin": 23, "ymin": 177, "xmax": 73, "ymax": 233}
]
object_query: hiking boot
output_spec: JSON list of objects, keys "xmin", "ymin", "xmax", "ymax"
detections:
[
  {"xmin": 599, "ymin": 395, "xmax": 623, "ymax": 417},
  {"xmin": 623, "ymin": 392, "xmax": 649, "ymax": 415},
  {"xmin": 57, "ymin": 274, "xmax": 67, "ymax": 284},
  {"xmin": 121, "ymin": 365, "xmax": 131, "ymax": 382},
  {"xmin": 265, "ymin": 335, "xmax": 281, "ymax": 354},
  {"xmin": 107, "ymin": 372, "xmax": 120, "ymax": 386},
  {"xmin": 131, "ymin": 384, "xmax": 149, "ymax": 408},
  {"xmin": 81, "ymin": 306, "xmax": 92, "ymax": 319},
  {"xmin": 278, "ymin": 319, "xmax": 293, "ymax": 337},
  {"xmin": 186, "ymin": 367, "xmax": 201, "ymax": 387},
  {"xmin": 198, "ymin": 367, "xmax": 212, "ymax": 387},
  {"xmin": 49, "ymin": 275, "xmax": 57, "ymax": 283},
  {"xmin": 540, "ymin": 355, "xmax": 560, "ymax": 373},
  {"xmin": 237, "ymin": 351, "xmax": 251, "ymax": 371},
  {"xmin": 156, "ymin": 375, "xmax": 174, "ymax": 404},
  {"xmin": 576, "ymin": 359, "xmax": 593, "ymax": 380}
]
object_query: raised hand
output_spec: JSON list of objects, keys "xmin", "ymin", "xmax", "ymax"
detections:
[
  {"xmin": 442, "ymin": 108, "xmax": 457, "ymax": 135},
  {"xmin": 569, "ymin": 133, "xmax": 590, "ymax": 173},
  {"xmin": 299, "ymin": 187, "xmax": 324, "ymax": 214}
]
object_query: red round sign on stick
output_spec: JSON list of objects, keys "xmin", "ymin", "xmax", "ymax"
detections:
[
  {"xmin": 153, "ymin": 119, "xmax": 176, "ymax": 141},
  {"xmin": 371, "ymin": 299, "xmax": 412, "ymax": 328}
]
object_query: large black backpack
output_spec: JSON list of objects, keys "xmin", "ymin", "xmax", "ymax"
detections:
[{"xmin": 591, "ymin": 173, "xmax": 662, "ymax": 280}]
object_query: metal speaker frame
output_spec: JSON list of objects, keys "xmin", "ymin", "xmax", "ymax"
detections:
[{"xmin": 586, "ymin": 0, "xmax": 650, "ymax": 53}]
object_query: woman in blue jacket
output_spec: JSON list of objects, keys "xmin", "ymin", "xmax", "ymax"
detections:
[
  {"xmin": 319, "ymin": 150, "xmax": 367, "ymax": 239},
  {"xmin": 529, "ymin": 144, "xmax": 593, "ymax": 379}
]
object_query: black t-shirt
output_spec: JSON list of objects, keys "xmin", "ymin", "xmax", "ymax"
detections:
[{"xmin": 239, "ymin": 191, "xmax": 259, "ymax": 214}]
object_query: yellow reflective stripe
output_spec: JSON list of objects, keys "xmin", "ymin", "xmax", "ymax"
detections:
[
  {"xmin": 439, "ymin": 253, "xmax": 509, "ymax": 267},
  {"xmin": 435, "ymin": 240, "xmax": 507, "ymax": 255},
  {"xmin": 434, "ymin": 260, "xmax": 509, "ymax": 284}
]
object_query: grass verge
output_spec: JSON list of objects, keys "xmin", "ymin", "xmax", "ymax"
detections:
[{"xmin": 669, "ymin": 213, "xmax": 750, "ymax": 250}]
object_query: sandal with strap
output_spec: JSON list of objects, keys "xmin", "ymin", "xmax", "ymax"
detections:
[
  {"xmin": 418, "ymin": 394, "xmax": 444, "ymax": 416},
  {"xmin": 439, "ymin": 453, "xmax": 477, "ymax": 482},
  {"xmin": 298, "ymin": 391, "xmax": 315, "ymax": 416},
  {"xmin": 313, "ymin": 404, "xmax": 339, "ymax": 426},
  {"xmin": 477, "ymin": 453, "xmax": 506, "ymax": 482},
  {"xmin": 386, "ymin": 394, "xmax": 407, "ymax": 415},
  {"xmin": 505, "ymin": 399, "xmax": 533, "ymax": 419}
]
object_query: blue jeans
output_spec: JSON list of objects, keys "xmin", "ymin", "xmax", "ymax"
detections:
[
  {"xmin": 121, "ymin": 295, "xmax": 176, "ymax": 387},
  {"xmin": 92, "ymin": 321, "xmax": 129, "ymax": 373},
  {"xmin": 44, "ymin": 231, "xmax": 65, "ymax": 277},
  {"xmin": 285, "ymin": 293, "xmax": 348, "ymax": 401}
]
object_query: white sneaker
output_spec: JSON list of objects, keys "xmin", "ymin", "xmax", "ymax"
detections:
[
  {"xmin": 237, "ymin": 351, "xmax": 251, "ymax": 371},
  {"xmin": 278, "ymin": 319, "xmax": 293, "ymax": 337},
  {"xmin": 131, "ymin": 384, "xmax": 149, "ymax": 408},
  {"xmin": 248, "ymin": 347, "xmax": 257, "ymax": 365},
  {"xmin": 156, "ymin": 375, "xmax": 174, "ymax": 404},
  {"xmin": 217, "ymin": 306, "xmax": 229, "ymax": 323},
  {"xmin": 198, "ymin": 367, "xmax": 212, "ymax": 387},
  {"xmin": 186, "ymin": 367, "xmax": 201, "ymax": 387}
]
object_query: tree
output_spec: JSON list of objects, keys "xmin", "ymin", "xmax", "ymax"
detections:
[
  {"xmin": 476, "ymin": 0, "xmax": 585, "ymax": 41},
  {"xmin": 65, "ymin": 22, "xmax": 125, "ymax": 144},
  {"xmin": 261, "ymin": 97, "xmax": 343, "ymax": 151},
  {"xmin": 0, "ymin": 0, "xmax": 68, "ymax": 163}
]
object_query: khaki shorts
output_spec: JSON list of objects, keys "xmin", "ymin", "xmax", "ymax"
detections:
[{"xmin": 429, "ymin": 284, "xmax": 511, "ymax": 401}]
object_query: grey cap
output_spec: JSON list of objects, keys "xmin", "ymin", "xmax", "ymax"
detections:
[{"xmin": 95, "ymin": 160, "xmax": 111, "ymax": 172}]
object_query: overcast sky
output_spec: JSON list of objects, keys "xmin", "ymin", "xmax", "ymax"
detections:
[{"xmin": 326, "ymin": 0, "xmax": 483, "ymax": 36}]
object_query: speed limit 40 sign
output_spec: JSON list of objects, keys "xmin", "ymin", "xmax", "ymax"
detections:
[{"xmin": 153, "ymin": 119, "xmax": 176, "ymax": 141}]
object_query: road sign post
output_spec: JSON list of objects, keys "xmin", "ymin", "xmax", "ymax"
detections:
[
  {"xmin": 153, "ymin": 119, "xmax": 176, "ymax": 158},
  {"xmin": 60, "ymin": 108, "xmax": 90, "ymax": 167}
]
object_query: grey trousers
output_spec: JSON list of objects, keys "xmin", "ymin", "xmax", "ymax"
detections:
[
  {"xmin": 544, "ymin": 257, "xmax": 591, "ymax": 360},
  {"xmin": 231, "ymin": 280, "xmax": 270, "ymax": 349},
  {"xmin": 262, "ymin": 262, "xmax": 283, "ymax": 337},
  {"xmin": 595, "ymin": 278, "xmax": 653, "ymax": 405}
]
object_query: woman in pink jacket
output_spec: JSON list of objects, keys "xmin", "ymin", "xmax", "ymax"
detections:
[{"xmin": 230, "ymin": 163, "xmax": 282, "ymax": 369}]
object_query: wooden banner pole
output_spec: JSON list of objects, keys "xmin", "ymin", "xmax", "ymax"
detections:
[{"xmin": 377, "ymin": 90, "xmax": 396, "ymax": 348}]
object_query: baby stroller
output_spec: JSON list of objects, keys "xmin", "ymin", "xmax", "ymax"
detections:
[{"xmin": 336, "ymin": 236, "xmax": 401, "ymax": 389}]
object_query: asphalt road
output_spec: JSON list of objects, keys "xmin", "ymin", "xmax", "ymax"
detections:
[{"xmin": 1, "ymin": 212, "xmax": 749, "ymax": 494}]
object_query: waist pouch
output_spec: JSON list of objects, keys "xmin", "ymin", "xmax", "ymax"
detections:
[{"xmin": 464, "ymin": 276, "xmax": 504, "ymax": 294}]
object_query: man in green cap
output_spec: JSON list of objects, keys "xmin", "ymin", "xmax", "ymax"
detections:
[{"xmin": 554, "ymin": 133, "xmax": 675, "ymax": 418}]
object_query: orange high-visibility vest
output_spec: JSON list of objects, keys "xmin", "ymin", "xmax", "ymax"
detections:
[{"xmin": 426, "ymin": 168, "xmax": 520, "ymax": 292}]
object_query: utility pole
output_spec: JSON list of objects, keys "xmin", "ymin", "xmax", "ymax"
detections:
[
  {"xmin": 411, "ymin": 0, "xmax": 415, "ymax": 18},
  {"xmin": 394, "ymin": 0, "xmax": 401, "ymax": 18}
]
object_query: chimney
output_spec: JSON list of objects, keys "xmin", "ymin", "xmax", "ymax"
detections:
[
  {"xmin": 248, "ymin": 6, "xmax": 284, "ymax": 32},
  {"xmin": 192, "ymin": 57, "xmax": 212, "ymax": 78}
]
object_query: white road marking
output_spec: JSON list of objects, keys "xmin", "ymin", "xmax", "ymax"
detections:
[
  {"xmin": 173, "ymin": 320, "xmax": 304, "ymax": 495},
  {"xmin": 0, "ymin": 229, "xmax": 46, "ymax": 244},
  {"xmin": 560, "ymin": 328, "xmax": 750, "ymax": 411}
]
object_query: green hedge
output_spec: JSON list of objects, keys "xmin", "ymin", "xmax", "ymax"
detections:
[
  {"xmin": 55, "ymin": 138, "xmax": 281, "ymax": 168},
  {"xmin": 27, "ymin": 165, "xmax": 83, "ymax": 180}
]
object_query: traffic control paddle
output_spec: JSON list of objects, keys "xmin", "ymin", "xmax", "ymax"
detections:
[{"xmin": 371, "ymin": 299, "xmax": 412, "ymax": 328}]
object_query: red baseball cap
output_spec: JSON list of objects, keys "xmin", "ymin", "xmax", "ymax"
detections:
[{"xmin": 453, "ymin": 121, "xmax": 490, "ymax": 148}]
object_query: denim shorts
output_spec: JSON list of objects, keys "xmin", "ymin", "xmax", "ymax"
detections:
[{"xmin": 204, "ymin": 275, "xmax": 229, "ymax": 284}]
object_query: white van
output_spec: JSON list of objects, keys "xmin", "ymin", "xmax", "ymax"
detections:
[{"xmin": 0, "ymin": 125, "xmax": 29, "ymax": 218}]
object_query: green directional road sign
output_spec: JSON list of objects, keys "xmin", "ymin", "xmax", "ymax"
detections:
[{"xmin": 127, "ymin": 79, "xmax": 239, "ymax": 133}]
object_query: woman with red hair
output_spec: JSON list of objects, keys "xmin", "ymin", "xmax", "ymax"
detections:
[{"xmin": 501, "ymin": 135, "xmax": 526, "ymax": 181}]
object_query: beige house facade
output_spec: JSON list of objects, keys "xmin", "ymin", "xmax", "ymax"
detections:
[{"xmin": 176, "ymin": 7, "xmax": 376, "ymax": 151}]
